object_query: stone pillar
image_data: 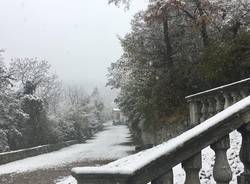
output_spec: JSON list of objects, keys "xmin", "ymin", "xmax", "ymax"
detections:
[
  {"xmin": 215, "ymin": 95, "xmax": 224, "ymax": 113},
  {"xmin": 207, "ymin": 97, "xmax": 216, "ymax": 118},
  {"xmin": 240, "ymin": 88, "xmax": 248, "ymax": 98},
  {"xmin": 182, "ymin": 152, "xmax": 202, "ymax": 184},
  {"xmin": 223, "ymin": 93, "xmax": 232, "ymax": 109},
  {"xmin": 188, "ymin": 99, "xmax": 201, "ymax": 127},
  {"xmin": 151, "ymin": 170, "xmax": 173, "ymax": 184},
  {"xmin": 211, "ymin": 135, "xmax": 232, "ymax": 184},
  {"xmin": 200, "ymin": 99, "xmax": 208, "ymax": 122},
  {"xmin": 231, "ymin": 91, "xmax": 241, "ymax": 103},
  {"xmin": 237, "ymin": 125, "xmax": 250, "ymax": 184}
]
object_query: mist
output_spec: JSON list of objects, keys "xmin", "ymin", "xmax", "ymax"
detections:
[{"xmin": 0, "ymin": 0, "xmax": 147, "ymax": 96}]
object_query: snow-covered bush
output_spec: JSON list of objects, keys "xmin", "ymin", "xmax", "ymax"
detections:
[
  {"xmin": 0, "ymin": 52, "xmax": 107, "ymax": 151},
  {"xmin": 0, "ymin": 129, "xmax": 10, "ymax": 152},
  {"xmin": 52, "ymin": 85, "xmax": 106, "ymax": 141},
  {"xmin": 7, "ymin": 126, "xmax": 23, "ymax": 150},
  {"xmin": 0, "ymin": 53, "xmax": 28, "ymax": 151},
  {"xmin": 89, "ymin": 87, "xmax": 105, "ymax": 126},
  {"xmin": 20, "ymin": 94, "xmax": 50, "ymax": 147},
  {"xmin": 48, "ymin": 116, "xmax": 77, "ymax": 142}
]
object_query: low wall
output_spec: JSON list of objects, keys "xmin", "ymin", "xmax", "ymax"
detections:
[{"xmin": 0, "ymin": 140, "xmax": 78, "ymax": 165}]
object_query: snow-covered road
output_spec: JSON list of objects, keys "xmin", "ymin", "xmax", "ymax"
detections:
[{"xmin": 0, "ymin": 121, "xmax": 135, "ymax": 176}]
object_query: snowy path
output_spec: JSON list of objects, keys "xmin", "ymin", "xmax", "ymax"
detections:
[{"xmin": 0, "ymin": 121, "xmax": 135, "ymax": 182}]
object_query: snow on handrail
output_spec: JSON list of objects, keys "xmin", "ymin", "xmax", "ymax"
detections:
[
  {"xmin": 186, "ymin": 78, "xmax": 250, "ymax": 99},
  {"xmin": 72, "ymin": 96, "xmax": 250, "ymax": 176}
]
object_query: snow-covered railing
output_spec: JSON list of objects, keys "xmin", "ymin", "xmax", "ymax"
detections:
[
  {"xmin": 71, "ymin": 96, "xmax": 250, "ymax": 183},
  {"xmin": 183, "ymin": 79, "xmax": 250, "ymax": 184},
  {"xmin": 186, "ymin": 78, "xmax": 250, "ymax": 127}
]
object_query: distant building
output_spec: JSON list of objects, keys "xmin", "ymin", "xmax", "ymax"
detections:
[{"xmin": 112, "ymin": 108, "xmax": 127, "ymax": 125}]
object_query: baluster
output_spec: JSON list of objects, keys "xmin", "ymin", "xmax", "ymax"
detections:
[
  {"xmin": 215, "ymin": 95, "xmax": 225, "ymax": 113},
  {"xmin": 152, "ymin": 170, "xmax": 173, "ymax": 184},
  {"xmin": 182, "ymin": 152, "xmax": 202, "ymax": 184},
  {"xmin": 223, "ymin": 93, "xmax": 232, "ymax": 109},
  {"xmin": 237, "ymin": 125, "xmax": 250, "ymax": 184},
  {"xmin": 200, "ymin": 99, "xmax": 209, "ymax": 122},
  {"xmin": 211, "ymin": 135, "xmax": 232, "ymax": 184},
  {"xmin": 207, "ymin": 97, "xmax": 216, "ymax": 118},
  {"xmin": 188, "ymin": 99, "xmax": 201, "ymax": 127},
  {"xmin": 231, "ymin": 91, "xmax": 240, "ymax": 104},
  {"xmin": 240, "ymin": 88, "xmax": 248, "ymax": 99}
]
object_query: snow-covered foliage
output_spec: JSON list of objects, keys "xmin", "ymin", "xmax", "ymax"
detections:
[
  {"xmin": 0, "ymin": 52, "xmax": 108, "ymax": 152},
  {"xmin": 20, "ymin": 94, "xmax": 51, "ymax": 147},
  {"xmin": 0, "ymin": 129, "xmax": 9, "ymax": 152},
  {"xmin": 0, "ymin": 51, "xmax": 28, "ymax": 151},
  {"xmin": 46, "ymin": 84, "xmax": 107, "ymax": 142},
  {"xmin": 89, "ymin": 87, "xmax": 105, "ymax": 125},
  {"xmin": 107, "ymin": 0, "xmax": 250, "ymax": 141},
  {"xmin": 108, "ymin": 0, "xmax": 131, "ymax": 9},
  {"xmin": 9, "ymin": 57, "xmax": 62, "ymax": 111}
]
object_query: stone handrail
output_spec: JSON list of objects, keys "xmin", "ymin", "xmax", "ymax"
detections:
[
  {"xmin": 183, "ymin": 79, "xmax": 250, "ymax": 184},
  {"xmin": 186, "ymin": 78, "xmax": 250, "ymax": 127},
  {"xmin": 186, "ymin": 78, "xmax": 250, "ymax": 99}
]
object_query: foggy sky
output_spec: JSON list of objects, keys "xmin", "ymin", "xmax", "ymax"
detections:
[{"xmin": 0, "ymin": 0, "xmax": 147, "ymax": 91}]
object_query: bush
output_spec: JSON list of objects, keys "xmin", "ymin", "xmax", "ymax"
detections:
[
  {"xmin": 0, "ymin": 129, "xmax": 9, "ymax": 152},
  {"xmin": 21, "ymin": 95, "xmax": 50, "ymax": 147},
  {"xmin": 199, "ymin": 31, "xmax": 250, "ymax": 87}
]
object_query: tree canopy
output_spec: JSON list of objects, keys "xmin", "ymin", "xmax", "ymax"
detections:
[{"xmin": 107, "ymin": 0, "xmax": 250, "ymax": 128}]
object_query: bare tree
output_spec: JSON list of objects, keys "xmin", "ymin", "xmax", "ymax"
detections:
[{"xmin": 9, "ymin": 57, "xmax": 61, "ymax": 101}]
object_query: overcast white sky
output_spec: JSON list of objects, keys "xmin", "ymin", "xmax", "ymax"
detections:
[{"xmin": 0, "ymin": 0, "xmax": 148, "ymax": 91}]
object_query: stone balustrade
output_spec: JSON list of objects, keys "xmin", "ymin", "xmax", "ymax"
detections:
[
  {"xmin": 184, "ymin": 78, "xmax": 250, "ymax": 183},
  {"xmin": 186, "ymin": 78, "xmax": 250, "ymax": 127},
  {"xmin": 72, "ymin": 78, "xmax": 250, "ymax": 184}
]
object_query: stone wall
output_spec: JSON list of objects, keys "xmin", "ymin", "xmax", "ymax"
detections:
[
  {"xmin": 0, "ymin": 140, "xmax": 78, "ymax": 165},
  {"xmin": 141, "ymin": 120, "xmax": 187, "ymax": 145},
  {"xmin": 130, "ymin": 117, "xmax": 188, "ymax": 149},
  {"xmin": 0, "ymin": 123, "xmax": 104, "ymax": 165}
]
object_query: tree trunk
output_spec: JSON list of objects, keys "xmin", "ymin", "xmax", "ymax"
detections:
[
  {"xmin": 194, "ymin": 0, "xmax": 209, "ymax": 47},
  {"xmin": 163, "ymin": 13, "xmax": 173, "ymax": 68}
]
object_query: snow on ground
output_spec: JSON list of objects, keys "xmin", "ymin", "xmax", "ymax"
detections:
[
  {"xmin": 56, "ymin": 131, "xmax": 243, "ymax": 184},
  {"xmin": 0, "ymin": 121, "xmax": 135, "ymax": 175},
  {"xmin": 55, "ymin": 176, "xmax": 77, "ymax": 184}
]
